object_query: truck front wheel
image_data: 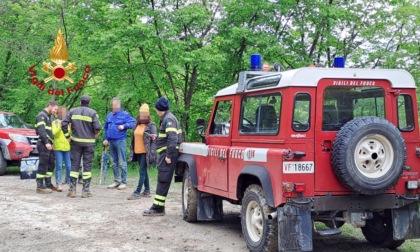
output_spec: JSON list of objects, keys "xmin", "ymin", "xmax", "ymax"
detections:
[
  {"xmin": 241, "ymin": 184, "xmax": 277, "ymax": 252},
  {"xmin": 362, "ymin": 211, "xmax": 405, "ymax": 249},
  {"xmin": 182, "ymin": 168, "xmax": 198, "ymax": 222},
  {"xmin": 0, "ymin": 151, "xmax": 7, "ymax": 176}
]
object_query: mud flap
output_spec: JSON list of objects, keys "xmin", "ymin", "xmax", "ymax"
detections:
[
  {"xmin": 278, "ymin": 205, "xmax": 313, "ymax": 252},
  {"xmin": 197, "ymin": 192, "xmax": 223, "ymax": 221},
  {"xmin": 392, "ymin": 202, "xmax": 420, "ymax": 240}
]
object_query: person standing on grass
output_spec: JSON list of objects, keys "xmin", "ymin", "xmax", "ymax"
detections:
[
  {"xmin": 62, "ymin": 94, "xmax": 102, "ymax": 198},
  {"xmin": 127, "ymin": 103, "xmax": 157, "ymax": 200},
  {"xmin": 104, "ymin": 98, "xmax": 136, "ymax": 190},
  {"xmin": 143, "ymin": 97, "xmax": 182, "ymax": 216},
  {"xmin": 52, "ymin": 106, "xmax": 71, "ymax": 192},
  {"xmin": 35, "ymin": 100, "xmax": 59, "ymax": 194}
]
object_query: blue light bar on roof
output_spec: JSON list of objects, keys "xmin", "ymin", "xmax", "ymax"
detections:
[
  {"xmin": 334, "ymin": 57, "xmax": 345, "ymax": 68},
  {"xmin": 250, "ymin": 54, "xmax": 262, "ymax": 71}
]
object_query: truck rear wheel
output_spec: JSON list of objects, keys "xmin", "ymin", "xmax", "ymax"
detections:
[
  {"xmin": 182, "ymin": 168, "xmax": 198, "ymax": 222},
  {"xmin": 332, "ymin": 117, "xmax": 406, "ymax": 195},
  {"xmin": 0, "ymin": 151, "xmax": 7, "ymax": 176},
  {"xmin": 362, "ymin": 211, "xmax": 405, "ymax": 249},
  {"xmin": 241, "ymin": 184, "xmax": 277, "ymax": 252}
]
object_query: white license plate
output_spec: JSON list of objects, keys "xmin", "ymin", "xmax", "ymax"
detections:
[{"xmin": 283, "ymin": 161, "xmax": 314, "ymax": 174}]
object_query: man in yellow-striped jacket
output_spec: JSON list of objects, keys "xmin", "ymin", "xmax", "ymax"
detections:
[
  {"xmin": 35, "ymin": 100, "xmax": 58, "ymax": 194},
  {"xmin": 144, "ymin": 97, "xmax": 182, "ymax": 216},
  {"xmin": 61, "ymin": 95, "xmax": 102, "ymax": 198}
]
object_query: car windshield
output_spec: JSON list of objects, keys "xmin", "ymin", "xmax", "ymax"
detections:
[{"xmin": 0, "ymin": 114, "xmax": 29, "ymax": 129}]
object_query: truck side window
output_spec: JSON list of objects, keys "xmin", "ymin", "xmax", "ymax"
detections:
[
  {"xmin": 292, "ymin": 93, "xmax": 310, "ymax": 132},
  {"xmin": 209, "ymin": 100, "xmax": 232, "ymax": 136},
  {"xmin": 397, "ymin": 94, "xmax": 414, "ymax": 131},
  {"xmin": 240, "ymin": 93, "xmax": 281, "ymax": 135}
]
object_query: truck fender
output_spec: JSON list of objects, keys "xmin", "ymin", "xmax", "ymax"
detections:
[
  {"xmin": 175, "ymin": 154, "xmax": 198, "ymax": 188},
  {"xmin": 239, "ymin": 164, "xmax": 275, "ymax": 207}
]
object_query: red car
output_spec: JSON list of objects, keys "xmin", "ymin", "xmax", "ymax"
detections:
[{"xmin": 0, "ymin": 111, "xmax": 38, "ymax": 175}]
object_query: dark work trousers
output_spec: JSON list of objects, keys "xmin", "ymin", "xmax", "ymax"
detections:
[
  {"xmin": 70, "ymin": 143, "xmax": 95, "ymax": 180},
  {"xmin": 154, "ymin": 152, "xmax": 177, "ymax": 207},
  {"xmin": 36, "ymin": 141, "xmax": 55, "ymax": 178}
]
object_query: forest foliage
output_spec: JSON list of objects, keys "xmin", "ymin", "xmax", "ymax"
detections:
[{"xmin": 0, "ymin": 0, "xmax": 419, "ymax": 142}]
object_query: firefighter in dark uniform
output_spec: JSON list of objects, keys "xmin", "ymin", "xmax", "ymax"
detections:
[
  {"xmin": 144, "ymin": 97, "xmax": 182, "ymax": 216},
  {"xmin": 35, "ymin": 100, "xmax": 58, "ymax": 194},
  {"xmin": 61, "ymin": 95, "xmax": 102, "ymax": 198}
]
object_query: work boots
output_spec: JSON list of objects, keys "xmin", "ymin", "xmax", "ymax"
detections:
[
  {"xmin": 81, "ymin": 178, "xmax": 93, "ymax": 198},
  {"xmin": 45, "ymin": 177, "xmax": 57, "ymax": 191},
  {"xmin": 143, "ymin": 204, "xmax": 165, "ymax": 216},
  {"xmin": 67, "ymin": 178, "xmax": 77, "ymax": 198},
  {"xmin": 36, "ymin": 178, "xmax": 52, "ymax": 194}
]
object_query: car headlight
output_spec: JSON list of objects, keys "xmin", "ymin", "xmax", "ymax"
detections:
[{"xmin": 9, "ymin": 134, "xmax": 29, "ymax": 143}]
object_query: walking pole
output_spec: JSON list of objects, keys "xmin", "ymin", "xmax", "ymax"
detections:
[{"xmin": 99, "ymin": 146, "xmax": 105, "ymax": 185}]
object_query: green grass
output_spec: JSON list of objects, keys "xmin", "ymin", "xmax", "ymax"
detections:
[{"xmin": 315, "ymin": 222, "xmax": 420, "ymax": 251}]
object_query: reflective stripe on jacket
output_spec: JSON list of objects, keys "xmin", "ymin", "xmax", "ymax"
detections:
[
  {"xmin": 61, "ymin": 105, "xmax": 102, "ymax": 146},
  {"xmin": 156, "ymin": 111, "xmax": 182, "ymax": 158},
  {"xmin": 35, "ymin": 109, "xmax": 53, "ymax": 144}
]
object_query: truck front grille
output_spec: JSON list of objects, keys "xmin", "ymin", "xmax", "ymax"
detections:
[{"xmin": 27, "ymin": 136, "xmax": 39, "ymax": 147}]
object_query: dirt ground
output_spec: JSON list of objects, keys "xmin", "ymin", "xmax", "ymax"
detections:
[{"xmin": 0, "ymin": 173, "xmax": 418, "ymax": 252}]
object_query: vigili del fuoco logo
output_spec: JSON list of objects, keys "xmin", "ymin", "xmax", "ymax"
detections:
[{"xmin": 28, "ymin": 29, "xmax": 90, "ymax": 96}]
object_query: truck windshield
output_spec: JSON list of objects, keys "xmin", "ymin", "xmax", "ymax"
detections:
[{"xmin": 0, "ymin": 114, "xmax": 29, "ymax": 129}]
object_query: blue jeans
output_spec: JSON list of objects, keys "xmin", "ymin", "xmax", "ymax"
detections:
[
  {"xmin": 109, "ymin": 139, "xmax": 128, "ymax": 184},
  {"xmin": 54, "ymin": 150, "xmax": 71, "ymax": 185},
  {"xmin": 134, "ymin": 153, "xmax": 150, "ymax": 194}
]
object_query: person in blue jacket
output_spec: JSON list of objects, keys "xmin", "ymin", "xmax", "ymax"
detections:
[{"xmin": 103, "ymin": 98, "xmax": 136, "ymax": 190}]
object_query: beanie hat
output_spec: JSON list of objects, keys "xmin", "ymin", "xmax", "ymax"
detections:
[
  {"xmin": 139, "ymin": 103, "xmax": 150, "ymax": 114},
  {"xmin": 154, "ymin": 97, "xmax": 169, "ymax": 111}
]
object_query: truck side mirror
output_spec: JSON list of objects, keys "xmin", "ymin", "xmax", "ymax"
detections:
[{"xmin": 196, "ymin": 118, "xmax": 206, "ymax": 143}]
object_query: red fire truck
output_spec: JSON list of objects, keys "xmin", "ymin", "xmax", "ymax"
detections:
[{"xmin": 175, "ymin": 59, "xmax": 420, "ymax": 251}]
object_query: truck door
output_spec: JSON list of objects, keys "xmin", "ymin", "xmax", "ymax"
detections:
[
  {"xmin": 314, "ymin": 81, "xmax": 347, "ymax": 192},
  {"xmin": 205, "ymin": 99, "xmax": 232, "ymax": 192},
  {"xmin": 315, "ymin": 79, "xmax": 388, "ymax": 192}
]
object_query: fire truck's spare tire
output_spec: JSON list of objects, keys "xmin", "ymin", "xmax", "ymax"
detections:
[
  {"xmin": 241, "ymin": 184, "xmax": 278, "ymax": 252},
  {"xmin": 182, "ymin": 168, "xmax": 198, "ymax": 222},
  {"xmin": 332, "ymin": 117, "xmax": 406, "ymax": 195},
  {"xmin": 0, "ymin": 151, "xmax": 7, "ymax": 176}
]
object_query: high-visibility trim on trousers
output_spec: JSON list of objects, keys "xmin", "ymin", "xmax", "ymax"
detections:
[
  {"xmin": 153, "ymin": 200, "xmax": 165, "ymax": 206},
  {"xmin": 36, "ymin": 173, "xmax": 47, "ymax": 178},
  {"xmin": 155, "ymin": 194, "xmax": 166, "ymax": 200},
  {"xmin": 154, "ymin": 194, "xmax": 166, "ymax": 206},
  {"xmin": 70, "ymin": 171, "xmax": 80, "ymax": 179},
  {"xmin": 46, "ymin": 172, "xmax": 53, "ymax": 177},
  {"xmin": 82, "ymin": 172, "xmax": 92, "ymax": 179}
]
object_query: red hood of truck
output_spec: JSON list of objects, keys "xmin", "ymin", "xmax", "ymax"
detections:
[{"xmin": 0, "ymin": 128, "xmax": 36, "ymax": 136}]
